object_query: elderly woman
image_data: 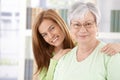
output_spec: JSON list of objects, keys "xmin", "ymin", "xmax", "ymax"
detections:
[{"xmin": 53, "ymin": 2, "xmax": 120, "ymax": 80}]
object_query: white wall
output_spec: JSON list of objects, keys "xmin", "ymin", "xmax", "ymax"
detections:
[{"xmin": 97, "ymin": 0, "xmax": 120, "ymax": 32}]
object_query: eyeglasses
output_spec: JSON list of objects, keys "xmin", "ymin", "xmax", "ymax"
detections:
[{"xmin": 71, "ymin": 20, "xmax": 95, "ymax": 29}]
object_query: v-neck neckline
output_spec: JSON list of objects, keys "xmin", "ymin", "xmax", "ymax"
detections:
[{"xmin": 74, "ymin": 41, "xmax": 101, "ymax": 63}]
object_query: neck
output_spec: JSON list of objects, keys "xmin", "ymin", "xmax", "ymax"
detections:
[
  {"xmin": 54, "ymin": 45, "xmax": 63, "ymax": 54},
  {"xmin": 77, "ymin": 40, "xmax": 99, "ymax": 54}
]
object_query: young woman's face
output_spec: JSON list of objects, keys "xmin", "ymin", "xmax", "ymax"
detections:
[
  {"xmin": 39, "ymin": 19, "xmax": 65, "ymax": 48},
  {"xmin": 70, "ymin": 11, "xmax": 98, "ymax": 44}
]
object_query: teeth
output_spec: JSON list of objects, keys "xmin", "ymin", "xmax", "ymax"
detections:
[{"xmin": 52, "ymin": 37, "xmax": 58, "ymax": 43}]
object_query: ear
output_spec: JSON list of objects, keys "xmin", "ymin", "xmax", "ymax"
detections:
[{"xmin": 96, "ymin": 26, "xmax": 99, "ymax": 36}]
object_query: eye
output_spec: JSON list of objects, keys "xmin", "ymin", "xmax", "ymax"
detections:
[
  {"xmin": 86, "ymin": 22, "xmax": 92, "ymax": 25},
  {"xmin": 49, "ymin": 25, "xmax": 55, "ymax": 31},
  {"xmin": 72, "ymin": 23, "xmax": 81, "ymax": 28},
  {"xmin": 84, "ymin": 22, "xmax": 93, "ymax": 28},
  {"xmin": 75, "ymin": 23, "xmax": 80, "ymax": 26},
  {"xmin": 41, "ymin": 33, "xmax": 47, "ymax": 38}
]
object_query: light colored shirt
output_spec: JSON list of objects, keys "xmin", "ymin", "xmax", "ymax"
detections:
[
  {"xmin": 39, "ymin": 59, "xmax": 58, "ymax": 80},
  {"xmin": 54, "ymin": 41, "xmax": 120, "ymax": 80}
]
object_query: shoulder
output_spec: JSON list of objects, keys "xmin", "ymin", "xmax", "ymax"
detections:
[
  {"xmin": 97, "ymin": 41, "xmax": 106, "ymax": 49},
  {"xmin": 62, "ymin": 49, "xmax": 72, "ymax": 54},
  {"xmin": 106, "ymin": 52, "xmax": 120, "ymax": 79},
  {"xmin": 108, "ymin": 52, "xmax": 120, "ymax": 64},
  {"xmin": 59, "ymin": 47, "xmax": 77, "ymax": 61},
  {"xmin": 99, "ymin": 41, "xmax": 120, "ymax": 65}
]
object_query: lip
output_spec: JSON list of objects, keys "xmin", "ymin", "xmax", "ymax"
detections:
[
  {"xmin": 78, "ymin": 35, "xmax": 88, "ymax": 38},
  {"xmin": 51, "ymin": 36, "xmax": 59, "ymax": 43},
  {"xmin": 79, "ymin": 35, "xmax": 88, "ymax": 37}
]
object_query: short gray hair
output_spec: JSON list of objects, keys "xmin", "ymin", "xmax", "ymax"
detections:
[{"xmin": 68, "ymin": 2, "xmax": 101, "ymax": 26}]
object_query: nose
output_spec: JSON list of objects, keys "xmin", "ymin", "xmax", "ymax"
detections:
[
  {"xmin": 79, "ymin": 26, "xmax": 87, "ymax": 33},
  {"xmin": 48, "ymin": 32, "xmax": 54, "ymax": 39}
]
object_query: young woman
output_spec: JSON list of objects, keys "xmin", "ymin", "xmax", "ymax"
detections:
[
  {"xmin": 32, "ymin": 9, "xmax": 120, "ymax": 80},
  {"xmin": 32, "ymin": 9, "xmax": 75, "ymax": 80}
]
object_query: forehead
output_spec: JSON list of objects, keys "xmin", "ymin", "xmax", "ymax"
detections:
[
  {"xmin": 71, "ymin": 11, "xmax": 95, "ymax": 22},
  {"xmin": 38, "ymin": 19, "xmax": 55, "ymax": 33}
]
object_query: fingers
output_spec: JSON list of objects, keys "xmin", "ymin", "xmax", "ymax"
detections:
[
  {"xmin": 101, "ymin": 43, "xmax": 117, "ymax": 56},
  {"xmin": 101, "ymin": 44, "xmax": 110, "ymax": 53},
  {"xmin": 103, "ymin": 48, "xmax": 116, "ymax": 56}
]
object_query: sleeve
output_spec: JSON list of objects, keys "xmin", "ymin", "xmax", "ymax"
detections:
[
  {"xmin": 107, "ymin": 53, "xmax": 120, "ymax": 80},
  {"xmin": 46, "ymin": 59, "xmax": 58, "ymax": 80},
  {"xmin": 38, "ymin": 59, "xmax": 58, "ymax": 80}
]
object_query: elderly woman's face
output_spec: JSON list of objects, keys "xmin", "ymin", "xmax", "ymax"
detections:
[{"xmin": 70, "ymin": 11, "xmax": 98, "ymax": 44}]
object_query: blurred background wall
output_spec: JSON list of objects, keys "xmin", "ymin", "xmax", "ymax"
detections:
[{"xmin": 0, "ymin": 0, "xmax": 120, "ymax": 80}]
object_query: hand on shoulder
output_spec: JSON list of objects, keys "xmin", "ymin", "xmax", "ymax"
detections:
[{"xmin": 101, "ymin": 43, "xmax": 120, "ymax": 56}]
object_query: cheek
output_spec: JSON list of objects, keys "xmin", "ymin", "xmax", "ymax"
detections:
[
  {"xmin": 60, "ymin": 32, "xmax": 65, "ymax": 39},
  {"xmin": 56, "ymin": 27, "xmax": 62, "ymax": 34},
  {"xmin": 43, "ymin": 37, "xmax": 50, "ymax": 44},
  {"xmin": 70, "ymin": 29, "xmax": 77, "ymax": 39},
  {"xmin": 90, "ymin": 28, "xmax": 97, "ymax": 36}
]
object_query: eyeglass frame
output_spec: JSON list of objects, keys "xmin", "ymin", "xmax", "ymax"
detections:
[{"xmin": 70, "ymin": 20, "xmax": 96, "ymax": 29}]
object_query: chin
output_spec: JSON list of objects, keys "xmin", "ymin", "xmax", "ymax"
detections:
[{"xmin": 53, "ymin": 43, "xmax": 61, "ymax": 47}]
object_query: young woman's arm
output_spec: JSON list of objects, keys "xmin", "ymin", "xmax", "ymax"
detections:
[
  {"xmin": 32, "ymin": 61, "xmax": 39, "ymax": 80},
  {"xmin": 101, "ymin": 43, "xmax": 120, "ymax": 55},
  {"xmin": 32, "ymin": 59, "xmax": 58, "ymax": 80},
  {"xmin": 45, "ymin": 59, "xmax": 58, "ymax": 80},
  {"xmin": 32, "ymin": 49, "xmax": 69, "ymax": 80},
  {"xmin": 46, "ymin": 49, "xmax": 71, "ymax": 80}
]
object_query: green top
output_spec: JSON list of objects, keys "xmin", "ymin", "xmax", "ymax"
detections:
[
  {"xmin": 39, "ymin": 59, "xmax": 58, "ymax": 80},
  {"xmin": 54, "ymin": 41, "xmax": 120, "ymax": 80}
]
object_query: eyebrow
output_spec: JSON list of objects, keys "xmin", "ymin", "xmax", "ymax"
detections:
[
  {"xmin": 72, "ymin": 19, "xmax": 94, "ymax": 23},
  {"xmin": 48, "ymin": 24, "xmax": 54, "ymax": 29},
  {"xmin": 40, "ymin": 24, "xmax": 53, "ymax": 34}
]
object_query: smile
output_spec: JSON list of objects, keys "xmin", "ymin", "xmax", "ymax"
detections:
[{"xmin": 51, "ymin": 36, "xmax": 59, "ymax": 43}]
